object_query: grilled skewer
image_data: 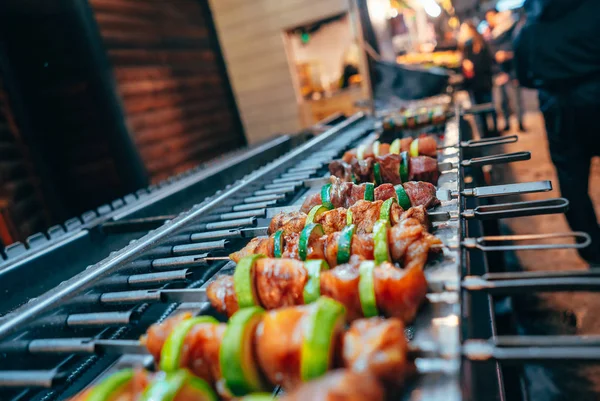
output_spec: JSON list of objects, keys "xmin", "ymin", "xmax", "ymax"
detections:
[
  {"xmin": 138, "ymin": 300, "xmax": 412, "ymax": 397},
  {"xmin": 300, "ymin": 176, "xmax": 440, "ymax": 214},
  {"xmin": 342, "ymin": 135, "xmax": 439, "ymax": 161},
  {"xmin": 230, "ymin": 216, "xmax": 442, "ymax": 269},
  {"xmin": 205, "ymin": 257, "xmax": 428, "ymax": 322}
]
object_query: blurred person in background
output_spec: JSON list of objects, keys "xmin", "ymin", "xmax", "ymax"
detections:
[
  {"xmin": 486, "ymin": 9, "xmax": 526, "ymax": 132},
  {"xmin": 514, "ymin": 0, "xmax": 600, "ymax": 265},
  {"xmin": 458, "ymin": 21, "xmax": 497, "ymax": 138}
]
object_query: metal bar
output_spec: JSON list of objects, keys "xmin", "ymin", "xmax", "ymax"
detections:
[
  {"xmin": 492, "ymin": 335, "xmax": 600, "ymax": 348},
  {"xmin": 190, "ymin": 227, "xmax": 268, "ymax": 242},
  {"xmin": 460, "ymin": 276, "xmax": 600, "ymax": 294},
  {"xmin": 463, "ymin": 341, "xmax": 600, "ymax": 363},
  {"xmin": 461, "ymin": 151, "xmax": 531, "ymax": 167},
  {"xmin": 100, "ymin": 288, "xmax": 208, "ymax": 305},
  {"xmin": 218, "ymin": 209, "xmax": 266, "ymax": 220},
  {"xmin": 0, "ymin": 370, "xmax": 65, "ymax": 388},
  {"xmin": 172, "ymin": 240, "xmax": 229, "ymax": 256},
  {"xmin": 463, "ymin": 232, "xmax": 591, "ymax": 251},
  {"xmin": 102, "ymin": 215, "xmax": 175, "ymax": 234},
  {"xmin": 253, "ymin": 187, "xmax": 297, "ymax": 197},
  {"xmin": 243, "ymin": 194, "xmax": 285, "ymax": 204},
  {"xmin": 233, "ymin": 201, "xmax": 278, "ymax": 211},
  {"xmin": 288, "ymin": 165, "xmax": 323, "ymax": 173},
  {"xmin": 66, "ymin": 311, "xmax": 135, "ymax": 328},
  {"xmin": 151, "ymin": 254, "xmax": 210, "ymax": 270},
  {"xmin": 127, "ymin": 269, "xmax": 192, "ymax": 287},
  {"xmin": 483, "ymin": 270, "xmax": 600, "ymax": 281},
  {"xmin": 263, "ymin": 182, "xmax": 303, "ymax": 190},
  {"xmin": 194, "ymin": 217, "xmax": 257, "ymax": 231},
  {"xmin": 280, "ymin": 171, "xmax": 316, "ymax": 180},
  {"xmin": 462, "ymin": 198, "xmax": 569, "ymax": 220},
  {"xmin": 461, "ymin": 180, "xmax": 552, "ymax": 198}
]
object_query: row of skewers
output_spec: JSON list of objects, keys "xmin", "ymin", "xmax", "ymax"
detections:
[{"xmin": 67, "ymin": 134, "xmax": 450, "ymax": 401}]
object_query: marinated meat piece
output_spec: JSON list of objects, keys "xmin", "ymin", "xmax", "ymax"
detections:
[
  {"xmin": 183, "ymin": 322, "xmax": 226, "ymax": 385},
  {"xmin": 142, "ymin": 312, "xmax": 192, "ymax": 361},
  {"xmin": 300, "ymin": 192, "xmax": 322, "ymax": 214},
  {"xmin": 409, "ymin": 156, "xmax": 440, "ymax": 184},
  {"xmin": 329, "ymin": 160, "xmax": 353, "ymax": 182},
  {"xmin": 352, "ymin": 158, "xmax": 374, "ymax": 183},
  {"xmin": 255, "ymin": 258, "xmax": 308, "ymax": 308},
  {"xmin": 320, "ymin": 262, "xmax": 363, "ymax": 321},
  {"xmin": 206, "ymin": 275, "xmax": 239, "ymax": 317},
  {"xmin": 230, "ymin": 237, "xmax": 270, "ymax": 262},
  {"xmin": 350, "ymin": 232, "xmax": 375, "ymax": 261},
  {"xmin": 376, "ymin": 154, "xmax": 402, "ymax": 185},
  {"xmin": 329, "ymin": 177, "xmax": 354, "ymax": 208},
  {"xmin": 348, "ymin": 200, "xmax": 381, "ymax": 233},
  {"xmin": 404, "ymin": 232, "xmax": 443, "ymax": 271},
  {"xmin": 324, "ymin": 231, "xmax": 341, "ymax": 268},
  {"xmin": 315, "ymin": 208, "xmax": 348, "ymax": 234},
  {"xmin": 374, "ymin": 263, "xmax": 428, "ymax": 323},
  {"xmin": 373, "ymin": 183, "xmax": 397, "ymax": 204},
  {"xmin": 342, "ymin": 317, "xmax": 411, "ymax": 387},
  {"xmin": 278, "ymin": 370, "xmax": 385, "ymax": 401},
  {"xmin": 417, "ymin": 135, "xmax": 438, "ymax": 157},
  {"xmin": 347, "ymin": 183, "xmax": 366, "ymax": 208},
  {"xmin": 268, "ymin": 211, "xmax": 307, "ymax": 235},
  {"xmin": 400, "ymin": 205, "xmax": 430, "ymax": 229},
  {"xmin": 388, "ymin": 218, "xmax": 425, "ymax": 262},
  {"xmin": 402, "ymin": 181, "xmax": 440, "ymax": 209},
  {"xmin": 255, "ymin": 304, "xmax": 345, "ymax": 390},
  {"xmin": 281, "ymin": 232, "xmax": 300, "ymax": 259}
]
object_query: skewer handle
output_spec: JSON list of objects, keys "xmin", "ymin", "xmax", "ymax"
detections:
[
  {"xmin": 463, "ymin": 198, "xmax": 569, "ymax": 220},
  {"xmin": 461, "ymin": 276, "xmax": 600, "ymax": 294},
  {"xmin": 463, "ymin": 341, "xmax": 600, "ymax": 363},
  {"xmin": 462, "ymin": 231, "xmax": 591, "ymax": 251},
  {"xmin": 461, "ymin": 151, "xmax": 531, "ymax": 167},
  {"xmin": 483, "ymin": 269, "xmax": 600, "ymax": 281},
  {"xmin": 461, "ymin": 180, "xmax": 552, "ymax": 198}
]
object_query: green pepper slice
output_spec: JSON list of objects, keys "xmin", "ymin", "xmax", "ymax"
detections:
[
  {"xmin": 373, "ymin": 219, "xmax": 391, "ymax": 265},
  {"xmin": 86, "ymin": 369, "xmax": 134, "ymax": 401},
  {"xmin": 160, "ymin": 315, "xmax": 219, "ymax": 372},
  {"xmin": 358, "ymin": 261, "xmax": 379, "ymax": 318},
  {"xmin": 394, "ymin": 185, "xmax": 412, "ymax": 210},
  {"xmin": 363, "ymin": 182, "xmax": 375, "ymax": 201},
  {"xmin": 139, "ymin": 370, "xmax": 217, "ymax": 401},
  {"xmin": 399, "ymin": 151, "xmax": 409, "ymax": 183},
  {"xmin": 389, "ymin": 138, "xmax": 401, "ymax": 154},
  {"xmin": 379, "ymin": 198, "xmax": 397, "ymax": 222},
  {"xmin": 220, "ymin": 307, "xmax": 267, "ymax": 396},
  {"xmin": 234, "ymin": 254, "xmax": 266, "ymax": 308},
  {"xmin": 373, "ymin": 163, "xmax": 382, "ymax": 186},
  {"xmin": 300, "ymin": 297, "xmax": 346, "ymax": 381},
  {"xmin": 273, "ymin": 230, "xmax": 283, "ymax": 258},
  {"xmin": 320, "ymin": 184, "xmax": 334, "ymax": 209},
  {"xmin": 336, "ymin": 224, "xmax": 355, "ymax": 265},
  {"xmin": 299, "ymin": 223, "xmax": 325, "ymax": 261},
  {"xmin": 306, "ymin": 205, "xmax": 329, "ymax": 225},
  {"xmin": 303, "ymin": 259, "xmax": 330, "ymax": 304},
  {"xmin": 346, "ymin": 209, "xmax": 353, "ymax": 225}
]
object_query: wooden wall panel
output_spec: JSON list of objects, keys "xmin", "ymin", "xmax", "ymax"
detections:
[
  {"xmin": 208, "ymin": 0, "xmax": 348, "ymax": 144},
  {"xmin": 90, "ymin": 0, "xmax": 246, "ymax": 183}
]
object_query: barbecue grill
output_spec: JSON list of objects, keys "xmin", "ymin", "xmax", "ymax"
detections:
[{"xmin": 0, "ymin": 103, "xmax": 594, "ymax": 401}]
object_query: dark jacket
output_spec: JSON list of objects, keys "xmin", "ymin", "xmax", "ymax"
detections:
[
  {"xmin": 462, "ymin": 40, "xmax": 494, "ymax": 94},
  {"xmin": 514, "ymin": 0, "xmax": 600, "ymax": 106},
  {"xmin": 488, "ymin": 19, "xmax": 517, "ymax": 77}
]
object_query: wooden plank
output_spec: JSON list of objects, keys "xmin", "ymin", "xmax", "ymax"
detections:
[
  {"xmin": 127, "ymin": 100, "xmax": 227, "ymax": 131},
  {"xmin": 118, "ymin": 75, "xmax": 222, "ymax": 97},
  {"xmin": 121, "ymin": 88, "xmax": 226, "ymax": 114},
  {"xmin": 133, "ymin": 112, "xmax": 232, "ymax": 145},
  {"xmin": 108, "ymin": 49, "xmax": 216, "ymax": 66}
]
